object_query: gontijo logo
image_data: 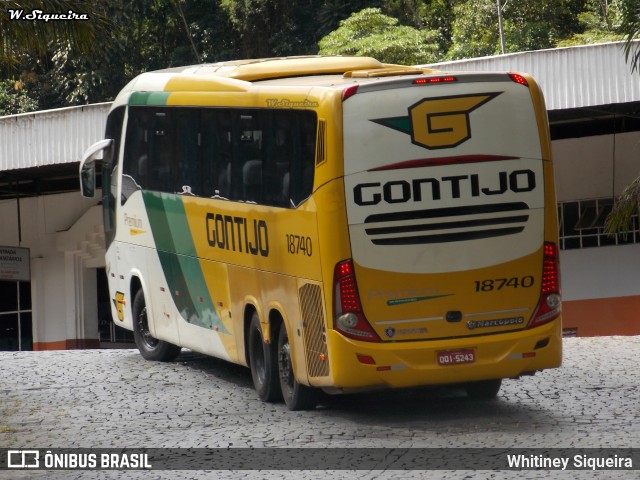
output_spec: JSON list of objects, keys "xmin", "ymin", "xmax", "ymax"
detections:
[{"xmin": 372, "ymin": 93, "xmax": 502, "ymax": 149}]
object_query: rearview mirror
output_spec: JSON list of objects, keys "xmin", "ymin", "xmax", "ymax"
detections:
[
  {"xmin": 80, "ymin": 162, "xmax": 96, "ymax": 198},
  {"xmin": 78, "ymin": 139, "xmax": 114, "ymax": 198}
]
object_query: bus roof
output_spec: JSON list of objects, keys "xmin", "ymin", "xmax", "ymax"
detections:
[
  {"xmin": 154, "ymin": 56, "xmax": 434, "ymax": 82},
  {"xmin": 113, "ymin": 56, "xmax": 443, "ymax": 106}
]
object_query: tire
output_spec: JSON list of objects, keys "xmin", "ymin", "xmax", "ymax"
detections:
[
  {"xmin": 248, "ymin": 313, "xmax": 282, "ymax": 402},
  {"xmin": 132, "ymin": 289, "xmax": 181, "ymax": 362},
  {"xmin": 277, "ymin": 324, "xmax": 318, "ymax": 411},
  {"xmin": 464, "ymin": 379, "xmax": 502, "ymax": 399}
]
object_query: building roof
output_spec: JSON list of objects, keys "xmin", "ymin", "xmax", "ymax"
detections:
[
  {"xmin": 0, "ymin": 103, "xmax": 110, "ymax": 199},
  {"xmin": 425, "ymin": 41, "xmax": 640, "ymax": 111},
  {"xmin": 0, "ymin": 103, "xmax": 110, "ymax": 172}
]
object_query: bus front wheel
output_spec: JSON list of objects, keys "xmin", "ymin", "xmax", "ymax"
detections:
[
  {"xmin": 248, "ymin": 313, "xmax": 282, "ymax": 402},
  {"xmin": 132, "ymin": 289, "xmax": 181, "ymax": 362},
  {"xmin": 277, "ymin": 325, "xmax": 318, "ymax": 411}
]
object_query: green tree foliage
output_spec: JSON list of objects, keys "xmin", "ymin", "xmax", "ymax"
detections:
[
  {"xmin": 620, "ymin": 0, "xmax": 640, "ymax": 72},
  {"xmin": 318, "ymin": 8, "xmax": 440, "ymax": 64},
  {"xmin": 0, "ymin": 79, "xmax": 38, "ymax": 115},
  {"xmin": 448, "ymin": 0, "xmax": 587, "ymax": 60},
  {"xmin": 5, "ymin": 0, "xmax": 235, "ymax": 108},
  {"xmin": 558, "ymin": 0, "xmax": 625, "ymax": 47},
  {"xmin": 0, "ymin": 1, "xmax": 108, "ymax": 64},
  {"xmin": 220, "ymin": 0, "xmax": 295, "ymax": 57},
  {"xmin": 503, "ymin": 1, "xmax": 585, "ymax": 51},
  {"xmin": 383, "ymin": 0, "xmax": 455, "ymax": 54},
  {"xmin": 218, "ymin": 0, "xmax": 373, "ymax": 57},
  {"xmin": 448, "ymin": 0, "xmax": 499, "ymax": 59},
  {"xmin": 606, "ymin": 176, "xmax": 640, "ymax": 236},
  {"xmin": 0, "ymin": 0, "xmax": 637, "ymax": 111}
]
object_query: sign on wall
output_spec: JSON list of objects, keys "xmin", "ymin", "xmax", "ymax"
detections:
[{"xmin": 0, "ymin": 246, "xmax": 30, "ymax": 282}]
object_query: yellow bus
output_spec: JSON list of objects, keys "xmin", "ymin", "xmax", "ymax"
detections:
[{"xmin": 80, "ymin": 56, "xmax": 561, "ymax": 410}]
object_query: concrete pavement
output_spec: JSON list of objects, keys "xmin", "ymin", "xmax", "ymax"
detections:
[{"xmin": 1, "ymin": 336, "xmax": 639, "ymax": 479}]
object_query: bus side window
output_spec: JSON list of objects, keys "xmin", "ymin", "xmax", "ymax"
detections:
[
  {"xmin": 102, "ymin": 106, "xmax": 125, "ymax": 243},
  {"xmin": 202, "ymin": 109, "xmax": 233, "ymax": 199},
  {"xmin": 122, "ymin": 107, "xmax": 150, "ymax": 203},
  {"xmin": 148, "ymin": 111, "xmax": 175, "ymax": 193},
  {"xmin": 232, "ymin": 112, "xmax": 263, "ymax": 202},
  {"xmin": 243, "ymin": 160, "xmax": 262, "ymax": 202},
  {"xmin": 263, "ymin": 112, "xmax": 293, "ymax": 208},
  {"xmin": 176, "ymin": 109, "xmax": 200, "ymax": 196},
  {"xmin": 289, "ymin": 111, "xmax": 317, "ymax": 207}
]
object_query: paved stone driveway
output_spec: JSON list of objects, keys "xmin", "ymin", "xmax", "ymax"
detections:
[{"xmin": 1, "ymin": 336, "xmax": 639, "ymax": 479}]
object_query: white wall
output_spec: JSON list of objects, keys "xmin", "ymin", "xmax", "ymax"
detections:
[
  {"xmin": 553, "ymin": 132, "xmax": 640, "ymax": 305},
  {"xmin": 0, "ymin": 192, "xmax": 104, "ymax": 346},
  {"xmin": 553, "ymin": 131, "xmax": 640, "ymax": 202},
  {"xmin": 560, "ymin": 244, "xmax": 640, "ymax": 301}
]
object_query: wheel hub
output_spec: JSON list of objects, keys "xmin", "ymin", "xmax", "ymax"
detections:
[
  {"xmin": 279, "ymin": 343, "xmax": 293, "ymax": 386},
  {"xmin": 138, "ymin": 307, "xmax": 158, "ymax": 348}
]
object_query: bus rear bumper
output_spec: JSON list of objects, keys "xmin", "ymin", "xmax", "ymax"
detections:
[{"xmin": 323, "ymin": 317, "xmax": 562, "ymax": 390}]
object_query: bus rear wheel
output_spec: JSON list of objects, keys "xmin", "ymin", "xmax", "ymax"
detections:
[
  {"xmin": 132, "ymin": 289, "xmax": 181, "ymax": 362},
  {"xmin": 248, "ymin": 313, "xmax": 281, "ymax": 402},
  {"xmin": 464, "ymin": 379, "xmax": 502, "ymax": 399},
  {"xmin": 277, "ymin": 325, "xmax": 318, "ymax": 411}
]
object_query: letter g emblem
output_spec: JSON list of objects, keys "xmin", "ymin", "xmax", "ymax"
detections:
[{"xmin": 409, "ymin": 93, "xmax": 501, "ymax": 149}]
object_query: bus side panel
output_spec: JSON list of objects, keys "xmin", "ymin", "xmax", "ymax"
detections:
[
  {"xmin": 224, "ymin": 265, "xmax": 302, "ymax": 370},
  {"xmin": 183, "ymin": 193, "xmax": 325, "ymax": 376},
  {"xmin": 105, "ymin": 243, "xmax": 131, "ymax": 331},
  {"xmin": 110, "ymin": 190, "xmax": 181, "ymax": 343},
  {"xmin": 172, "ymin": 257, "xmax": 235, "ymax": 361}
]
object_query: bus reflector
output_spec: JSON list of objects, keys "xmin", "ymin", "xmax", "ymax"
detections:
[
  {"xmin": 342, "ymin": 85, "xmax": 359, "ymax": 101},
  {"xmin": 530, "ymin": 242, "xmax": 561, "ymax": 327},
  {"xmin": 413, "ymin": 76, "xmax": 457, "ymax": 85},
  {"xmin": 357, "ymin": 354, "xmax": 376, "ymax": 365},
  {"xmin": 508, "ymin": 73, "xmax": 529, "ymax": 87},
  {"xmin": 333, "ymin": 260, "xmax": 380, "ymax": 342}
]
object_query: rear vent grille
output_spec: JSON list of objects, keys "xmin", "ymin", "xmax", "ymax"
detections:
[
  {"xmin": 316, "ymin": 120, "xmax": 326, "ymax": 165},
  {"xmin": 299, "ymin": 283, "xmax": 329, "ymax": 378},
  {"xmin": 365, "ymin": 202, "xmax": 529, "ymax": 245}
]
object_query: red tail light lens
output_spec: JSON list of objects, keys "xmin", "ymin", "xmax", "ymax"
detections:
[
  {"xmin": 413, "ymin": 76, "xmax": 457, "ymax": 85},
  {"xmin": 342, "ymin": 85, "xmax": 359, "ymax": 101},
  {"xmin": 530, "ymin": 242, "xmax": 561, "ymax": 327},
  {"xmin": 508, "ymin": 73, "xmax": 529, "ymax": 87},
  {"xmin": 333, "ymin": 259, "xmax": 380, "ymax": 342},
  {"xmin": 541, "ymin": 243, "xmax": 560, "ymax": 294}
]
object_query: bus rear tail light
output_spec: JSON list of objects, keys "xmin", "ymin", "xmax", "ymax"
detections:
[
  {"xmin": 529, "ymin": 242, "xmax": 561, "ymax": 327},
  {"xmin": 333, "ymin": 259, "xmax": 380, "ymax": 342},
  {"xmin": 413, "ymin": 76, "xmax": 457, "ymax": 85},
  {"xmin": 508, "ymin": 73, "xmax": 529, "ymax": 87}
]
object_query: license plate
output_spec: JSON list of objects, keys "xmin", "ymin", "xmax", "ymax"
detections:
[{"xmin": 437, "ymin": 349, "xmax": 476, "ymax": 366}]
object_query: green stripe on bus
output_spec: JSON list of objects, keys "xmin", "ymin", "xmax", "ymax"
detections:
[
  {"xmin": 143, "ymin": 191, "xmax": 227, "ymax": 333},
  {"xmin": 129, "ymin": 91, "xmax": 170, "ymax": 105},
  {"xmin": 143, "ymin": 192, "xmax": 177, "ymax": 253}
]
